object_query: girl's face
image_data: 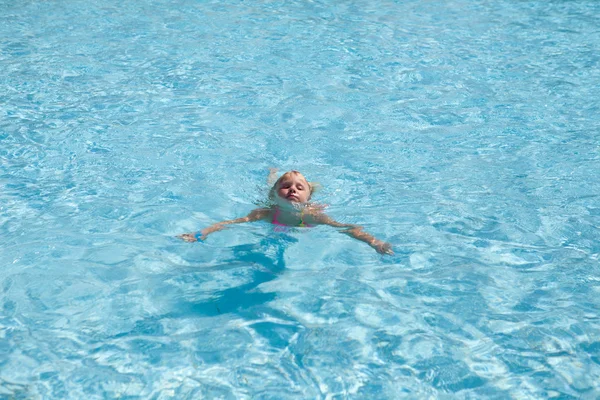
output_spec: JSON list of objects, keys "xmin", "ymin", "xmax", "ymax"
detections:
[{"xmin": 277, "ymin": 174, "xmax": 310, "ymax": 204}]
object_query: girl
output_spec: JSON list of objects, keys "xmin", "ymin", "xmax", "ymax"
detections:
[{"xmin": 178, "ymin": 170, "xmax": 394, "ymax": 255}]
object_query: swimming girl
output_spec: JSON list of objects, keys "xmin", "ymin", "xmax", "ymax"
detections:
[{"xmin": 178, "ymin": 170, "xmax": 394, "ymax": 255}]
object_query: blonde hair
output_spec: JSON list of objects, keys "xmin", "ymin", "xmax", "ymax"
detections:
[{"xmin": 269, "ymin": 170, "xmax": 317, "ymax": 201}]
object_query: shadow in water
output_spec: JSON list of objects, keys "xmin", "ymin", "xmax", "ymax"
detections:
[{"xmin": 173, "ymin": 233, "xmax": 297, "ymax": 318}]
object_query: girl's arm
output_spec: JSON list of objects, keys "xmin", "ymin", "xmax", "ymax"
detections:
[
  {"xmin": 311, "ymin": 213, "xmax": 394, "ymax": 255},
  {"xmin": 178, "ymin": 208, "xmax": 271, "ymax": 242}
]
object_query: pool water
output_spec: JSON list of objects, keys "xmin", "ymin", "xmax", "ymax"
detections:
[{"xmin": 2, "ymin": 0, "xmax": 600, "ymax": 398}]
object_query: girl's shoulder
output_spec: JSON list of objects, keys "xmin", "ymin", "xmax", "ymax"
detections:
[
  {"xmin": 301, "ymin": 204, "xmax": 329, "ymax": 225},
  {"xmin": 304, "ymin": 203, "xmax": 327, "ymax": 215},
  {"xmin": 303, "ymin": 206, "xmax": 354, "ymax": 228},
  {"xmin": 248, "ymin": 207, "xmax": 274, "ymax": 219}
]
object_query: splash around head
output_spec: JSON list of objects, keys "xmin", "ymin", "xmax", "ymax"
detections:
[{"xmin": 269, "ymin": 170, "xmax": 314, "ymax": 209}]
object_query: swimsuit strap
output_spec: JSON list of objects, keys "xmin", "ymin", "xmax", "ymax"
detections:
[
  {"xmin": 299, "ymin": 208, "xmax": 306, "ymax": 227},
  {"xmin": 272, "ymin": 207, "xmax": 286, "ymax": 226}
]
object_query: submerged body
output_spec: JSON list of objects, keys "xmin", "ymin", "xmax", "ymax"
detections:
[
  {"xmin": 179, "ymin": 170, "xmax": 393, "ymax": 255},
  {"xmin": 272, "ymin": 206, "xmax": 313, "ymax": 229}
]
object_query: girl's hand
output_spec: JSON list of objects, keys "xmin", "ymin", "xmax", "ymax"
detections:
[
  {"xmin": 177, "ymin": 232, "xmax": 205, "ymax": 242},
  {"xmin": 374, "ymin": 241, "xmax": 394, "ymax": 255},
  {"xmin": 268, "ymin": 168, "xmax": 279, "ymax": 185}
]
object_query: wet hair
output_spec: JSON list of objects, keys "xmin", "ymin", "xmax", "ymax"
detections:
[{"xmin": 268, "ymin": 170, "xmax": 315, "ymax": 201}]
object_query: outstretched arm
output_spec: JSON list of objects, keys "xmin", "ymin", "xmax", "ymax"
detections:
[
  {"xmin": 312, "ymin": 213, "xmax": 394, "ymax": 255},
  {"xmin": 178, "ymin": 208, "xmax": 271, "ymax": 242}
]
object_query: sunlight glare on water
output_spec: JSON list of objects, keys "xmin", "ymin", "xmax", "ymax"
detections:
[{"xmin": 1, "ymin": 0, "xmax": 600, "ymax": 398}]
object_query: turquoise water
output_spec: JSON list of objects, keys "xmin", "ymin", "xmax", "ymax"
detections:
[{"xmin": 2, "ymin": 0, "xmax": 600, "ymax": 398}]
